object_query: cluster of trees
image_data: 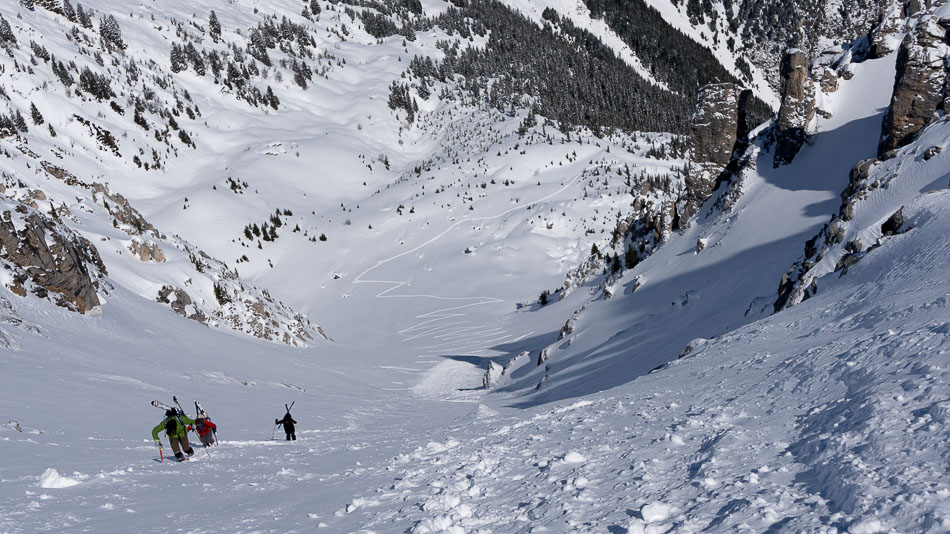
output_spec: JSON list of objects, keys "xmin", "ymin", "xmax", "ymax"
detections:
[
  {"xmin": 0, "ymin": 16, "xmax": 16, "ymax": 47},
  {"xmin": 664, "ymin": 0, "xmax": 886, "ymax": 86},
  {"xmin": 0, "ymin": 108, "xmax": 29, "ymax": 137},
  {"xmin": 20, "ymin": 0, "xmax": 94, "ymax": 28},
  {"xmin": 241, "ymin": 209, "xmax": 295, "ymax": 245},
  {"xmin": 422, "ymin": 0, "xmax": 686, "ymax": 133},
  {"xmin": 169, "ymin": 42, "xmax": 204, "ymax": 75},
  {"xmin": 584, "ymin": 0, "xmax": 772, "ymax": 127},
  {"xmin": 380, "ymin": 0, "xmax": 779, "ymax": 133},
  {"xmin": 77, "ymin": 66, "xmax": 112, "ymax": 100},
  {"xmin": 98, "ymin": 14, "xmax": 124, "ymax": 50},
  {"xmin": 388, "ymin": 81, "xmax": 418, "ymax": 122}
]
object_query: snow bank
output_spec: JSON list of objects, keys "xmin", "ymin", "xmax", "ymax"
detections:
[{"xmin": 38, "ymin": 468, "xmax": 81, "ymax": 489}]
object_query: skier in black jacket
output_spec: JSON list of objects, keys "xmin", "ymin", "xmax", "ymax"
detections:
[{"xmin": 276, "ymin": 412, "xmax": 297, "ymax": 441}]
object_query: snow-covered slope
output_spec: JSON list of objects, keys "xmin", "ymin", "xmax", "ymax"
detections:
[
  {"xmin": 2, "ymin": 1, "xmax": 950, "ymax": 533},
  {"xmin": 2, "ymin": 109, "xmax": 948, "ymax": 532},
  {"xmin": 497, "ymin": 42, "xmax": 900, "ymax": 404},
  {"xmin": 0, "ymin": 0, "xmax": 690, "ymax": 345}
]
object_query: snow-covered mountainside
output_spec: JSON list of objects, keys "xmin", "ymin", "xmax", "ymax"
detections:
[
  {"xmin": 1, "ymin": 0, "xmax": 950, "ymax": 532},
  {"xmin": 638, "ymin": 0, "xmax": 891, "ymax": 90}
]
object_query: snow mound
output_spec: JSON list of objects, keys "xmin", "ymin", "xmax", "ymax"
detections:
[{"xmin": 38, "ymin": 468, "xmax": 81, "ymax": 489}]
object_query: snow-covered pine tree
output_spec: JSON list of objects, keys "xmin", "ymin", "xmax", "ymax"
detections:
[
  {"xmin": 76, "ymin": 3, "xmax": 92, "ymax": 28},
  {"xmin": 98, "ymin": 14, "xmax": 124, "ymax": 49},
  {"xmin": 208, "ymin": 10, "xmax": 221, "ymax": 42},
  {"xmin": 169, "ymin": 43, "xmax": 187, "ymax": 73},
  {"xmin": 29, "ymin": 102, "xmax": 43, "ymax": 125},
  {"xmin": 13, "ymin": 110, "xmax": 28, "ymax": 132},
  {"xmin": 62, "ymin": 0, "xmax": 76, "ymax": 22},
  {"xmin": 0, "ymin": 16, "xmax": 17, "ymax": 46},
  {"xmin": 185, "ymin": 43, "xmax": 204, "ymax": 75},
  {"xmin": 266, "ymin": 86, "xmax": 279, "ymax": 110}
]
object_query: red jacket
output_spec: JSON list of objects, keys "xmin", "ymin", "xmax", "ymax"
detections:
[{"xmin": 195, "ymin": 418, "xmax": 217, "ymax": 436}]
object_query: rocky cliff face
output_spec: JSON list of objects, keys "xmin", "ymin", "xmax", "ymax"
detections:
[
  {"xmin": 684, "ymin": 83, "xmax": 752, "ymax": 223},
  {"xmin": 878, "ymin": 14, "xmax": 949, "ymax": 156},
  {"xmin": 0, "ymin": 195, "xmax": 106, "ymax": 314},
  {"xmin": 868, "ymin": 3, "xmax": 908, "ymax": 59},
  {"xmin": 774, "ymin": 49, "xmax": 816, "ymax": 167}
]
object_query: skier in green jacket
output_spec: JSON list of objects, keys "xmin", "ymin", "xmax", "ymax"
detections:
[{"xmin": 152, "ymin": 409, "xmax": 196, "ymax": 462}]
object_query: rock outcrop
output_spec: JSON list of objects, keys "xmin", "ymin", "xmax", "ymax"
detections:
[
  {"xmin": 157, "ymin": 285, "xmax": 206, "ymax": 324},
  {"xmin": 91, "ymin": 183, "xmax": 156, "ymax": 236},
  {"xmin": 0, "ymin": 200, "xmax": 106, "ymax": 314},
  {"xmin": 878, "ymin": 15, "xmax": 948, "ymax": 156},
  {"xmin": 868, "ymin": 3, "xmax": 907, "ymax": 59},
  {"xmin": 774, "ymin": 49, "xmax": 816, "ymax": 167},
  {"xmin": 684, "ymin": 84, "xmax": 753, "ymax": 223}
]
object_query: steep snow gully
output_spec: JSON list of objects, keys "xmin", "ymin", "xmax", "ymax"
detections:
[{"xmin": 2, "ymin": 3, "xmax": 950, "ymax": 534}]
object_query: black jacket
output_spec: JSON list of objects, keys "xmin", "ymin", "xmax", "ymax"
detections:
[{"xmin": 276, "ymin": 413, "xmax": 296, "ymax": 431}]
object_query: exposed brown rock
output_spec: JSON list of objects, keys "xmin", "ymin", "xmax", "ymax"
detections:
[
  {"xmin": 689, "ymin": 84, "xmax": 745, "ymax": 169},
  {"xmin": 684, "ymin": 83, "xmax": 752, "ymax": 223},
  {"xmin": 774, "ymin": 49, "xmax": 816, "ymax": 167},
  {"xmin": 879, "ymin": 16, "xmax": 947, "ymax": 156},
  {"xmin": 0, "ymin": 207, "xmax": 105, "ymax": 314},
  {"xmin": 91, "ymin": 183, "xmax": 156, "ymax": 236},
  {"xmin": 156, "ymin": 285, "xmax": 207, "ymax": 323},
  {"xmin": 881, "ymin": 206, "xmax": 905, "ymax": 236},
  {"xmin": 819, "ymin": 68, "xmax": 839, "ymax": 93},
  {"xmin": 868, "ymin": 4, "xmax": 906, "ymax": 59},
  {"xmin": 128, "ymin": 238, "xmax": 166, "ymax": 262}
]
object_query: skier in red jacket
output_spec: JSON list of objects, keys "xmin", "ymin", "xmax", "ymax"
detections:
[{"xmin": 195, "ymin": 413, "xmax": 217, "ymax": 447}]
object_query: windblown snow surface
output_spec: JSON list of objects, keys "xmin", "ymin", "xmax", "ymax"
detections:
[{"xmin": 1, "ymin": 4, "xmax": 949, "ymax": 534}]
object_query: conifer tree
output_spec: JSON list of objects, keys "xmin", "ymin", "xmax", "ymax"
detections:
[
  {"xmin": 169, "ymin": 42, "xmax": 187, "ymax": 73},
  {"xmin": 98, "ymin": 14, "xmax": 124, "ymax": 49},
  {"xmin": 76, "ymin": 4, "xmax": 92, "ymax": 28},
  {"xmin": 62, "ymin": 0, "xmax": 76, "ymax": 22},
  {"xmin": 29, "ymin": 102, "xmax": 43, "ymax": 125},
  {"xmin": 0, "ymin": 16, "xmax": 17, "ymax": 46},
  {"xmin": 208, "ymin": 10, "xmax": 221, "ymax": 42}
]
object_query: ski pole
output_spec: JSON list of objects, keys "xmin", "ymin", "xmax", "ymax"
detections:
[{"xmin": 156, "ymin": 441, "xmax": 164, "ymax": 463}]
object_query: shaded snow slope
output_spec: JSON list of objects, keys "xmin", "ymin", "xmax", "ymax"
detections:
[
  {"xmin": 498, "ymin": 49, "xmax": 898, "ymax": 405},
  {"xmin": 340, "ymin": 186, "xmax": 950, "ymax": 531}
]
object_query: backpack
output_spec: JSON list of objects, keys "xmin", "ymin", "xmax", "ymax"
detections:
[{"xmin": 164, "ymin": 416, "xmax": 178, "ymax": 435}]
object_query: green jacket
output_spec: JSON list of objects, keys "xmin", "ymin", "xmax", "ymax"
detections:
[{"xmin": 152, "ymin": 414, "xmax": 195, "ymax": 440}]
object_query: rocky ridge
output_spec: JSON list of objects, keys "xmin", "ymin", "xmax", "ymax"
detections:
[
  {"xmin": 0, "ymin": 192, "xmax": 106, "ymax": 314},
  {"xmin": 0, "ymin": 155, "xmax": 325, "ymax": 346},
  {"xmin": 776, "ymin": 4, "xmax": 950, "ymax": 311}
]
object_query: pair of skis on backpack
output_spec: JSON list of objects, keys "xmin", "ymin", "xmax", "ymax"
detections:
[{"xmin": 152, "ymin": 396, "xmax": 216, "ymax": 463}]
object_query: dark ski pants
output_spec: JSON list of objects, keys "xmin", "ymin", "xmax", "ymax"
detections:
[
  {"xmin": 170, "ymin": 435, "xmax": 195, "ymax": 460},
  {"xmin": 199, "ymin": 432, "xmax": 215, "ymax": 447},
  {"xmin": 285, "ymin": 430, "xmax": 296, "ymax": 441}
]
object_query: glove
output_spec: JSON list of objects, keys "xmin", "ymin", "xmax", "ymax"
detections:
[
  {"xmin": 155, "ymin": 440, "xmax": 163, "ymax": 450},
  {"xmin": 187, "ymin": 426, "xmax": 193, "ymax": 432},
  {"xmin": 275, "ymin": 419, "xmax": 279, "ymax": 425}
]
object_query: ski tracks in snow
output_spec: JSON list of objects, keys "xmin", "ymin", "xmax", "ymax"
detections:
[{"xmin": 351, "ymin": 173, "xmax": 583, "ymax": 400}]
